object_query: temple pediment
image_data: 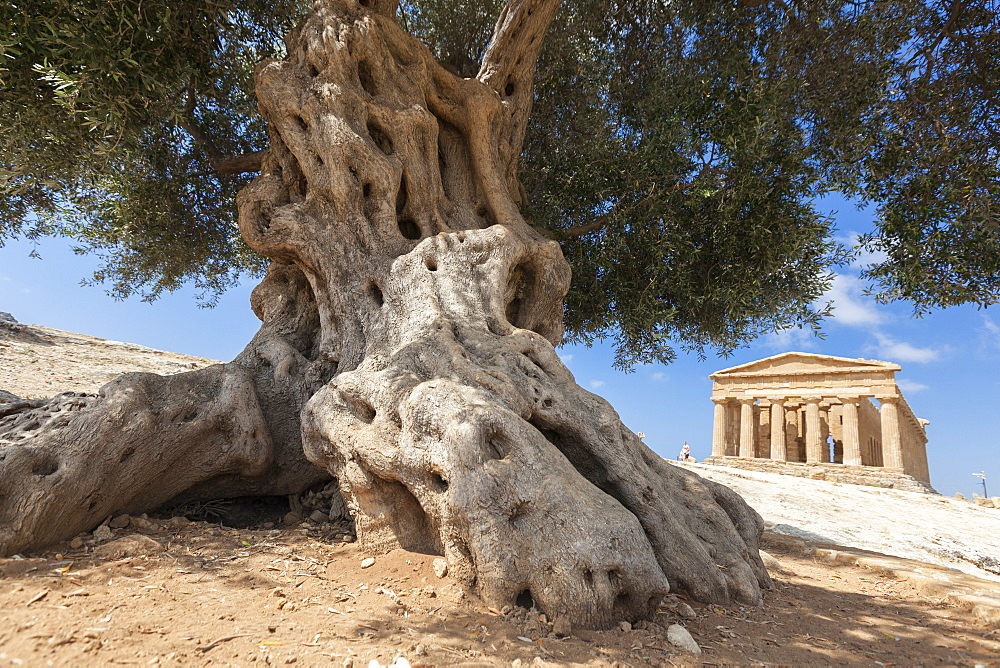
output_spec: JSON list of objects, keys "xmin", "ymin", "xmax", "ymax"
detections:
[{"xmin": 711, "ymin": 352, "xmax": 900, "ymax": 379}]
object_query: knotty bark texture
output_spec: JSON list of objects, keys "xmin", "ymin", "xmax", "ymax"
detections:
[
  {"xmin": 238, "ymin": 0, "xmax": 770, "ymax": 626},
  {"xmin": 0, "ymin": 0, "xmax": 771, "ymax": 626}
]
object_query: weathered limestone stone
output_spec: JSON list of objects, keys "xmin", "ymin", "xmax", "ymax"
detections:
[{"xmin": 706, "ymin": 352, "xmax": 933, "ymax": 489}]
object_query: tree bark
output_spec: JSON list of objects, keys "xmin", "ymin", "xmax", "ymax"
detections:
[{"xmin": 0, "ymin": 0, "xmax": 770, "ymax": 627}]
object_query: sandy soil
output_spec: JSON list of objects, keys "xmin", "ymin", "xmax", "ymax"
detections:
[
  {"xmin": 2, "ymin": 315, "xmax": 999, "ymax": 666},
  {"xmin": 1, "ymin": 517, "xmax": 998, "ymax": 667}
]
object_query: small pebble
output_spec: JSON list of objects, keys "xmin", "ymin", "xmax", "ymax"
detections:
[
  {"xmin": 677, "ymin": 602, "xmax": 697, "ymax": 618},
  {"xmin": 92, "ymin": 525, "xmax": 113, "ymax": 542},
  {"xmin": 109, "ymin": 514, "xmax": 130, "ymax": 529},
  {"xmin": 309, "ymin": 510, "xmax": 328, "ymax": 524},
  {"xmin": 553, "ymin": 617, "xmax": 572, "ymax": 637},
  {"xmin": 617, "ymin": 621, "xmax": 631, "ymax": 632},
  {"xmin": 432, "ymin": 558, "xmax": 448, "ymax": 578},
  {"xmin": 69, "ymin": 537, "xmax": 84, "ymax": 550},
  {"xmin": 360, "ymin": 557, "xmax": 376, "ymax": 569}
]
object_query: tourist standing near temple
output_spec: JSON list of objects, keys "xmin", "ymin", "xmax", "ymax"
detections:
[{"xmin": 678, "ymin": 442, "xmax": 696, "ymax": 462}]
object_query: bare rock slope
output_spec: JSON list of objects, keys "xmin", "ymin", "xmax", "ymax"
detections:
[
  {"xmin": 680, "ymin": 460, "xmax": 1000, "ymax": 584},
  {"xmin": 0, "ymin": 312, "xmax": 218, "ymax": 400}
]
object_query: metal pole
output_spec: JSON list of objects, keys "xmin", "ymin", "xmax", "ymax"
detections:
[{"xmin": 973, "ymin": 471, "xmax": 988, "ymax": 498}]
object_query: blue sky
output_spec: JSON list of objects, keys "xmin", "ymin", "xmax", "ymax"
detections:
[{"xmin": 1, "ymin": 197, "xmax": 996, "ymax": 499}]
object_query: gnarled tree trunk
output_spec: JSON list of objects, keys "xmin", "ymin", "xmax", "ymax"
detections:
[{"xmin": 0, "ymin": 0, "xmax": 770, "ymax": 628}]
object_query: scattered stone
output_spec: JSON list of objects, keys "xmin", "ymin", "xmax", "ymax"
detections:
[
  {"xmin": 309, "ymin": 510, "xmax": 328, "ymax": 523},
  {"xmin": 108, "ymin": 514, "xmax": 131, "ymax": 529},
  {"xmin": 360, "ymin": 557, "xmax": 376, "ymax": 569},
  {"xmin": 617, "ymin": 621, "xmax": 631, "ymax": 632},
  {"xmin": 635, "ymin": 620, "xmax": 664, "ymax": 633},
  {"xmin": 432, "ymin": 558, "xmax": 448, "ymax": 578},
  {"xmin": 91, "ymin": 535, "xmax": 163, "ymax": 560},
  {"xmin": 552, "ymin": 617, "xmax": 572, "ymax": 638},
  {"xmin": 92, "ymin": 525, "xmax": 113, "ymax": 543},
  {"xmin": 413, "ymin": 644, "xmax": 426, "ymax": 656},
  {"xmin": 282, "ymin": 511, "xmax": 303, "ymax": 527},
  {"xmin": 129, "ymin": 516, "xmax": 159, "ymax": 532},
  {"xmin": 68, "ymin": 536, "xmax": 84, "ymax": 550},
  {"xmin": 366, "ymin": 658, "xmax": 410, "ymax": 668},
  {"xmin": 676, "ymin": 601, "xmax": 697, "ymax": 619},
  {"xmin": 666, "ymin": 624, "xmax": 702, "ymax": 654}
]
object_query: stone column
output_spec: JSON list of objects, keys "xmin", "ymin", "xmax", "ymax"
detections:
[
  {"xmin": 711, "ymin": 398, "xmax": 729, "ymax": 458},
  {"xmin": 784, "ymin": 405, "xmax": 800, "ymax": 462},
  {"xmin": 769, "ymin": 399, "xmax": 787, "ymax": 461},
  {"xmin": 841, "ymin": 398, "xmax": 862, "ymax": 466},
  {"xmin": 739, "ymin": 399, "xmax": 756, "ymax": 458},
  {"xmin": 804, "ymin": 398, "xmax": 823, "ymax": 464},
  {"xmin": 879, "ymin": 397, "xmax": 904, "ymax": 469},
  {"xmin": 819, "ymin": 403, "xmax": 832, "ymax": 462}
]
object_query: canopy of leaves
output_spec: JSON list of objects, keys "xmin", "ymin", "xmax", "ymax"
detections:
[
  {"xmin": 0, "ymin": 0, "xmax": 306, "ymax": 301},
  {"xmin": 409, "ymin": 0, "xmax": 999, "ymax": 365},
  {"xmin": 3, "ymin": 0, "xmax": 998, "ymax": 363}
]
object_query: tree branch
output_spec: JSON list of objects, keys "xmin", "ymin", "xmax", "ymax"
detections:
[
  {"xmin": 473, "ymin": 0, "xmax": 564, "ymax": 212},
  {"xmin": 477, "ymin": 0, "xmax": 564, "ymax": 94},
  {"xmin": 178, "ymin": 86, "xmax": 263, "ymax": 176}
]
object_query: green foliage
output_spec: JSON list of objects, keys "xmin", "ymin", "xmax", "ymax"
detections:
[
  {"xmin": 0, "ymin": 0, "xmax": 306, "ymax": 301},
  {"xmin": 858, "ymin": 0, "xmax": 1000, "ymax": 312},
  {"xmin": 3, "ymin": 0, "xmax": 998, "ymax": 363}
]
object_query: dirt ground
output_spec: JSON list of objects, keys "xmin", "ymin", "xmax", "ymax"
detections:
[{"xmin": 1, "ymin": 514, "xmax": 998, "ymax": 667}]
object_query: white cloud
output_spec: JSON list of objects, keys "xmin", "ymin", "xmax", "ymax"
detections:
[
  {"xmin": 871, "ymin": 333, "xmax": 941, "ymax": 364},
  {"xmin": 557, "ymin": 352, "xmax": 573, "ymax": 365},
  {"xmin": 896, "ymin": 378, "xmax": 929, "ymax": 393},
  {"xmin": 762, "ymin": 327, "xmax": 818, "ymax": 351},
  {"xmin": 981, "ymin": 315, "xmax": 1000, "ymax": 348},
  {"xmin": 823, "ymin": 273, "xmax": 885, "ymax": 328},
  {"xmin": 650, "ymin": 371, "xmax": 666, "ymax": 381},
  {"xmin": 0, "ymin": 274, "xmax": 10, "ymax": 281},
  {"xmin": 588, "ymin": 380, "xmax": 605, "ymax": 389}
]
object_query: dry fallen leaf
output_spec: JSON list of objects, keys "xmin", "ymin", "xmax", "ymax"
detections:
[{"xmin": 26, "ymin": 590, "xmax": 48, "ymax": 605}]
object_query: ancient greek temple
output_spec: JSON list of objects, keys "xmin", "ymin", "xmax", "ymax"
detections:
[{"xmin": 705, "ymin": 352, "xmax": 933, "ymax": 491}]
